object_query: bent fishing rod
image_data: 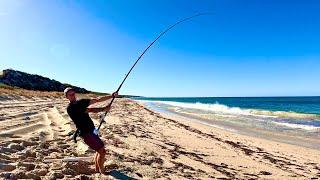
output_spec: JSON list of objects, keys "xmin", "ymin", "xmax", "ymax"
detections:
[{"xmin": 96, "ymin": 13, "xmax": 213, "ymax": 133}]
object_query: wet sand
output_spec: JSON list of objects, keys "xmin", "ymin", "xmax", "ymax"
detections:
[{"xmin": 149, "ymin": 104, "xmax": 320, "ymax": 150}]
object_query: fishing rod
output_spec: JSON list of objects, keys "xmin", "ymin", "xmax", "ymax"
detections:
[{"xmin": 95, "ymin": 13, "xmax": 213, "ymax": 133}]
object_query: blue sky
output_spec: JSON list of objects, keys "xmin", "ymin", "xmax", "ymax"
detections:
[{"xmin": 1, "ymin": 0, "xmax": 320, "ymax": 97}]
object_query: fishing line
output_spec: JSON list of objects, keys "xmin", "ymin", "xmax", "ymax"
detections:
[{"xmin": 96, "ymin": 12, "xmax": 213, "ymax": 133}]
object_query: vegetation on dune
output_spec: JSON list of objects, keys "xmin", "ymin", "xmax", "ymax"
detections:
[
  {"xmin": 0, "ymin": 82, "xmax": 15, "ymax": 90},
  {"xmin": 0, "ymin": 85, "xmax": 64, "ymax": 98},
  {"xmin": 0, "ymin": 85, "xmax": 114, "ymax": 99}
]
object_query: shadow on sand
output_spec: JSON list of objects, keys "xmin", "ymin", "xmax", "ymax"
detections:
[{"xmin": 108, "ymin": 170, "xmax": 135, "ymax": 180}]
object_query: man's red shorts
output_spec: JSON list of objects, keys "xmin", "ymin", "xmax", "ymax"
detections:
[{"xmin": 82, "ymin": 133, "xmax": 104, "ymax": 151}]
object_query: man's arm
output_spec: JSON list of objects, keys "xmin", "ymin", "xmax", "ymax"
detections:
[
  {"xmin": 89, "ymin": 92, "xmax": 118, "ymax": 105},
  {"xmin": 86, "ymin": 105, "xmax": 111, "ymax": 113}
]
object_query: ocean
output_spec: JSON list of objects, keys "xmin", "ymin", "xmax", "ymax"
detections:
[{"xmin": 133, "ymin": 97, "xmax": 320, "ymax": 149}]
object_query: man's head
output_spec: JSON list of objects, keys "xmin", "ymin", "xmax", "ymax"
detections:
[{"xmin": 64, "ymin": 87, "xmax": 76, "ymax": 102}]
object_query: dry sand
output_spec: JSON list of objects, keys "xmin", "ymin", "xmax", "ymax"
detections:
[{"xmin": 0, "ymin": 90, "xmax": 320, "ymax": 179}]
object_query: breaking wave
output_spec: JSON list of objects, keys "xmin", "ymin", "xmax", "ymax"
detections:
[
  {"xmin": 273, "ymin": 122, "xmax": 319, "ymax": 131},
  {"xmin": 137, "ymin": 100, "xmax": 320, "ymax": 120}
]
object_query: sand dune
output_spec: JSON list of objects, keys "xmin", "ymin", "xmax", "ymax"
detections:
[{"xmin": 0, "ymin": 92, "xmax": 320, "ymax": 179}]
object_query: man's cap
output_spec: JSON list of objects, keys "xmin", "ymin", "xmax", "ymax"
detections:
[{"xmin": 64, "ymin": 87, "xmax": 74, "ymax": 97}]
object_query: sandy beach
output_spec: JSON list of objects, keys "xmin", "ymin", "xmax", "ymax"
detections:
[{"xmin": 1, "ymin": 89, "xmax": 320, "ymax": 179}]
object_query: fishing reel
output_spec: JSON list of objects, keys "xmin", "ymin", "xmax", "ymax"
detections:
[
  {"xmin": 94, "ymin": 114, "xmax": 106, "ymax": 135},
  {"xmin": 99, "ymin": 113, "xmax": 106, "ymax": 121}
]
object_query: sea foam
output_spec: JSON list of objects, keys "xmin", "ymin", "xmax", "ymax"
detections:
[
  {"xmin": 273, "ymin": 122, "xmax": 319, "ymax": 131},
  {"xmin": 137, "ymin": 100, "xmax": 319, "ymax": 120}
]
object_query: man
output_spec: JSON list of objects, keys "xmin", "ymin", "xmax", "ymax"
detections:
[{"xmin": 64, "ymin": 87, "xmax": 118, "ymax": 174}]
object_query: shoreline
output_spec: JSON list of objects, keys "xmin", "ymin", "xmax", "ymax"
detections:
[{"xmin": 137, "ymin": 100, "xmax": 320, "ymax": 150}]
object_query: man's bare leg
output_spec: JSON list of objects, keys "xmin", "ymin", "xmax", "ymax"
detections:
[
  {"xmin": 97, "ymin": 148, "xmax": 106, "ymax": 174},
  {"xmin": 94, "ymin": 152, "xmax": 99, "ymax": 172}
]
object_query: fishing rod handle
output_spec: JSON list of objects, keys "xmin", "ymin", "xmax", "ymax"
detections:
[{"xmin": 97, "ymin": 95, "xmax": 117, "ymax": 131}]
